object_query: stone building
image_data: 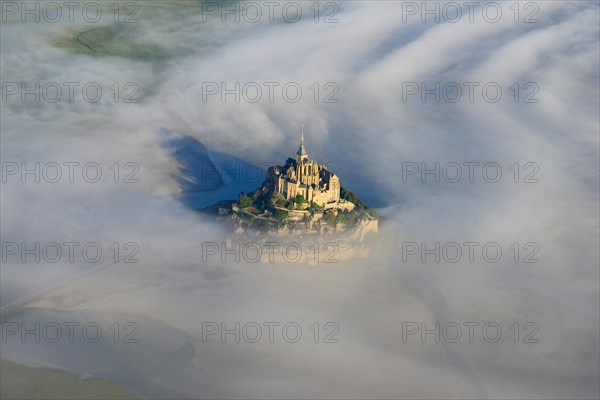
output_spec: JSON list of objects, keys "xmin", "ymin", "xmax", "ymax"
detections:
[{"xmin": 268, "ymin": 132, "xmax": 340, "ymax": 207}]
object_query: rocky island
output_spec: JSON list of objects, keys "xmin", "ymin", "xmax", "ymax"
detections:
[{"xmin": 209, "ymin": 129, "xmax": 379, "ymax": 262}]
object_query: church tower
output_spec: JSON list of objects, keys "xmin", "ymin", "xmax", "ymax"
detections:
[{"xmin": 296, "ymin": 124, "xmax": 309, "ymax": 163}]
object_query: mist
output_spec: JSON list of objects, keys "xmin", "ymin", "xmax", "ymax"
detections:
[{"xmin": 1, "ymin": 1, "xmax": 598, "ymax": 398}]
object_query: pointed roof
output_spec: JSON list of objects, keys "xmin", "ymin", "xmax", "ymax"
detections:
[
  {"xmin": 296, "ymin": 125, "xmax": 308, "ymax": 156},
  {"xmin": 297, "ymin": 143, "xmax": 308, "ymax": 156}
]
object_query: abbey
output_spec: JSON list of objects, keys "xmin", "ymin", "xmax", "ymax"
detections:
[
  {"xmin": 267, "ymin": 131, "xmax": 341, "ymax": 208},
  {"xmin": 223, "ymin": 127, "xmax": 378, "ymax": 244}
]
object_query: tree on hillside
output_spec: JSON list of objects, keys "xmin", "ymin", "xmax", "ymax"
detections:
[
  {"xmin": 275, "ymin": 209, "xmax": 289, "ymax": 221},
  {"xmin": 340, "ymin": 187, "xmax": 366, "ymax": 210},
  {"xmin": 323, "ymin": 211, "xmax": 336, "ymax": 226},
  {"xmin": 239, "ymin": 195, "xmax": 252, "ymax": 208}
]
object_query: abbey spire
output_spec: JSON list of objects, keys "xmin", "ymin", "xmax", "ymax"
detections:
[{"xmin": 296, "ymin": 124, "xmax": 309, "ymax": 163}]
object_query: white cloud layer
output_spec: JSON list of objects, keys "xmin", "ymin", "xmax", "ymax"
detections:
[{"xmin": 1, "ymin": 1, "xmax": 598, "ymax": 398}]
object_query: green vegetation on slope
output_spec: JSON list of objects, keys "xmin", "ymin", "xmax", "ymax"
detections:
[
  {"xmin": 340, "ymin": 186, "xmax": 366, "ymax": 210},
  {"xmin": 0, "ymin": 358, "xmax": 138, "ymax": 399},
  {"xmin": 51, "ymin": 25, "xmax": 168, "ymax": 61}
]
